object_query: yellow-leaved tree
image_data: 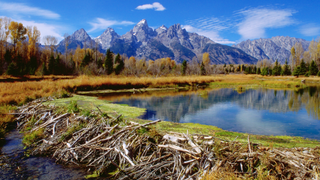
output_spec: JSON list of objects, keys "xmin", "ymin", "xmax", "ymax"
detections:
[
  {"xmin": 290, "ymin": 46, "xmax": 296, "ymax": 71},
  {"xmin": 27, "ymin": 26, "xmax": 41, "ymax": 60},
  {"xmin": 202, "ymin": 52, "xmax": 210, "ymax": 74},
  {"xmin": 9, "ymin": 21, "xmax": 27, "ymax": 51}
]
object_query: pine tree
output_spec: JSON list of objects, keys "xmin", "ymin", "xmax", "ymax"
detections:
[
  {"xmin": 97, "ymin": 57, "xmax": 103, "ymax": 68},
  {"xmin": 253, "ymin": 66, "xmax": 257, "ymax": 74},
  {"xmin": 15, "ymin": 53, "xmax": 25, "ymax": 75},
  {"xmin": 283, "ymin": 59, "xmax": 291, "ymax": 75},
  {"xmin": 48, "ymin": 54, "xmax": 55, "ymax": 74},
  {"xmin": 300, "ymin": 59, "xmax": 307, "ymax": 75},
  {"xmin": 256, "ymin": 67, "xmax": 261, "ymax": 74},
  {"xmin": 54, "ymin": 54, "xmax": 61, "ymax": 75},
  {"xmin": 81, "ymin": 52, "xmax": 92, "ymax": 67},
  {"xmin": 114, "ymin": 53, "xmax": 124, "ymax": 75},
  {"xmin": 244, "ymin": 66, "xmax": 251, "ymax": 74},
  {"xmin": 272, "ymin": 60, "xmax": 281, "ymax": 76},
  {"xmin": 104, "ymin": 49, "xmax": 113, "ymax": 75},
  {"xmin": 309, "ymin": 60, "xmax": 318, "ymax": 75},
  {"xmin": 4, "ymin": 49, "xmax": 11, "ymax": 64},
  {"xmin": 28, "ymin": 55, "xmax": 37, "ymax": 75},
  {"xmin": 6, "ymin": 62, "xmax": 16, "ymax": 76},
  {"xmin": 293, "ymin": 66, "xmax": 301, "ymax": 77},
  {"xmin": 69, "ymin": 57, "xmax": 75, "ymax": 75},
  {"xmin": 181, "ymin": 60, "xmax": 187, "ymax": 76},
  {"xmin": 200, "ymin": 62, "xmax": 206, "ymax": 75},
  {"xmin": 42, "ymin": 62, "xmax": 48, "ymax": 75},
  {"xmin": 261, "ymin": 67, "xmax": 269, "ymax": 76}
]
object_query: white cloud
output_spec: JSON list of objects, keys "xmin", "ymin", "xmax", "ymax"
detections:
[
  {"xmin": 136, "ymin": 2, "xmax": 165, "ymax": 11},
  {"xmin": 237, "ymin": 8, "xmax": 295, "ymax": 40},
  {"xmin": 299, "ymin": 24, "xmax": 320, "ymax": 37},
  {"xmin": 183, "ymin": 17, "xmax": 234, "ymax": 44},
  {"xmin": 88, "ymin": 18, "xmax": 134, "ymax": 32},
  {"xmin": 235, "ymin": 109, "xmax": 284, "ymax": 135},
  {"xmin": 182, "ymin": 25, "xmax": 234, "ymax": 44},
  {"xmin": 18, "ymin": 20, "xmax": 64, "ymax": 43},
  {"xmin": 0, "ymin": 2, "xmax": 60, "ymax": 19}
]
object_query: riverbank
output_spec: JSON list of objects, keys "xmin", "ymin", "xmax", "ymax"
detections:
[
  {"xmin": 0, "ymin": 74, "xmax": 318, "ymax": 142},
  {"xmin": 44, "ymin": 94, "xmax": 320, "ymax": 149},
  {"xmin": 15, "ymin": 97, "xmax": 320, "ymax": 179}
]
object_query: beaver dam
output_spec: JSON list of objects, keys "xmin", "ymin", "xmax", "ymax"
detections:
[{"xmin": 11, "ymin": 97, "xmax": 320, "ymax": 179}]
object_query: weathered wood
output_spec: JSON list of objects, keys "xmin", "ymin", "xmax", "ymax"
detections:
[
  {"xmin": 184, "ymin": 133, "xmax": 202, "ymax": 154},
  {"xmin": 163, "ymin": 134, "xmax": 187, "ymax": 143},
  {"xmin": 115, "ymin": 148, "xmax": 135, "ymax": 166},
  {"xmin": 158, "ymin": 144, "xmax": 198, "ymax": 155},
  {"xmin": 14, "ymin": 97, "xmax": 320, "ymax": 180}
]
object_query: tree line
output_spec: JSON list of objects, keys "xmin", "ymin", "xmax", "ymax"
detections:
[{"xmin": 1, "ymin": 17, "xmax": 320, "ymax": 77}]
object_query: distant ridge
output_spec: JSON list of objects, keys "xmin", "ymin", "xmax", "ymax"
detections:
[
  {"xmin": 56, "ymin": 19, "xmax": 257, "ymax": 64},
  {"xmin": 233, "ymin": 36, "xmax": 310, "ymax": 64}
]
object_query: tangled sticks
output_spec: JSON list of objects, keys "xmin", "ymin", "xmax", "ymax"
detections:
[{"xmin": 14, "ymin": 98, "xmax": 320, "ymax": 179}]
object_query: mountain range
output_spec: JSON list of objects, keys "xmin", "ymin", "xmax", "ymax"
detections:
[
  {"xmin": 232, "ymin": 36, "xmax": 310, "ymax": 64},
  {"xmin": 56, "ymin": 19, "xmax": 310, "ymax": 64},
  {"xmin": 56, "ymin": 19, "xmax": 257, "ymax": 64}
]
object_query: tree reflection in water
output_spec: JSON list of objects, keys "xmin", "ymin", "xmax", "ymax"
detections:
[{"xmin": 97, "ymin": 87, "xmax": 320, "ymax": 139}]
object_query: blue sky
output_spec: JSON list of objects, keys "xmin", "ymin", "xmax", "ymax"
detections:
[{"xmin": 1, "ymin": 0, "xmax": 320, "ymax": 44}]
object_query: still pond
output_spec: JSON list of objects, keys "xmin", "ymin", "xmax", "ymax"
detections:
[{"xmin": 98, "ymin": 87, "xmax": 320, "ymax": 140}]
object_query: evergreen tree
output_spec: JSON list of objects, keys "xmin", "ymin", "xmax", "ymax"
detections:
[
  {"xmin": 114, "ymin": 53, "xmax": 124, "ymax": 75},
  {"xmin": 15, "ymin": 53, "xmax": 25, "ymax": 75},
  {"xmin": 181, "ymin": 60, "xmax": 187, "ymax": 76},
  {"xmin": 299, "ymin": 59, "xmax": 307, "ymax": 75},
  {"xmin": 6, "ymin": 62, "xmax": 16, "ymax": 76},
  {"xmin": 81, "ymin": 52, "xmax": 92, "ymax": 67},
  {"xmin": 54, "ymin": 54, "xmax": 61, "ymax": 74},
  {"xmin": 97, "ymin": 57, "xmax": 103, "ymax": 69},
  {"xmin": 253, "ymin": 66, "xmax": 257, "ymax": 74},
  {"xmin": 256, "ymin": 67, "xmax": 261, "ymax": 75},
  {"xmin": 69, "ymin": 57, "xmax": 75, "ymax": 75},
  {"xmin": 309, "ymin": 60, "xmax": 318, "ymax": 75},
  {"xmin": 244, "ymin": 66, "xmax": 251, "ymax": 74},
  {"xmin": 48, "ymin": 54, "xmax": 55, "ymax": 74},
  {"xmin": 42, "ymin": 62, "xmax": 48, "ymax": 75},
  {"xmin": 200, "ymin": 62, "xmax": 206, "ymax": 75},
  {"xmin": 293, "ymin": 66, "xmax": 301, "ymax": 77},
  {"xmin": 4, "ymin": 49, "xmax": 11, "ymax": 64},
  {"xmin": 28, "ymin": 55, "xmax": 38, "ymax": 75},
  {"xmin": 282, "ymin": 59, "xmax": 291, "ymax": 75},
  {"xmin": 261, "ymin": 67, "xmax": 269, "ymax": 76},
  {"xmin": 272, "ymin": 60, "xmax": 281, "ymax": 76},
  {"xmin": 104, "ymin": 49, "xmax": 113, "ymax": 75}
]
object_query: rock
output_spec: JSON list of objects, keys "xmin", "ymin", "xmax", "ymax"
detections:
[{"xmin": 233, "ymin": 36, "xmax": 310, "ymax": 64}]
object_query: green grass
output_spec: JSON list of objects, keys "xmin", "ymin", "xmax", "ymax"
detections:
[
  {"xmin": 44, "ymin": 95, "xmax": 320, "ymax": 148},
  {"xmin": 150, "ymin": 121, "xmax": 320, "ymax": 148},
  {"xmin": 22, "ymin": 128, "xmax": 44, "ymax": 146},
  {"xmin": 43, "ymin": 94, "xmax": 146, "ymax": 119}
]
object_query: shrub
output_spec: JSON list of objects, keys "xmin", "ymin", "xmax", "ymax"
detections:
[
  {"xmin": 67, "ymin": 100, "xmax": 80, "ymax": 113},
  {"xmin": 305, "ymin": 72, "xmax": 309, "ymax": 77}
]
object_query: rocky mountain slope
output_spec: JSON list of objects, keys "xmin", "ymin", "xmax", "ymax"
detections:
[
  {"xmin": 57, "ymin": 28, "xmax": 102, "ymax": 53},
  {"xmin": 233, "ymin": 36, "xmax": 310, "ymax": 64},
  {"xmin": 57, "ymin": 19, "xmax": 257, "ymax": 64}
]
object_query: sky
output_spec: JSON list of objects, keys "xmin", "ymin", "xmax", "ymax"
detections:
[{"xmin": 1, "ymin": 0, "xmax": 320, "ymax": 45}]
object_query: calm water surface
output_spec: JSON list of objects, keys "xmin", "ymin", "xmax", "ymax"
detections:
[{"xmin": 99, "ymin": 87, "xmax": 320, "ymax": 139}]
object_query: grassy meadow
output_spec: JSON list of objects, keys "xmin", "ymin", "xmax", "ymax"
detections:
[{"xmin": 0, "ymin": 74, "xmax": 319, "ymax": 146}]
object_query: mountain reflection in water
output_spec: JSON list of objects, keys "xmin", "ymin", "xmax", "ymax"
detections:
[{"xmin": 98, "ymin": 87, "xmax": 320, "ymax": 139}]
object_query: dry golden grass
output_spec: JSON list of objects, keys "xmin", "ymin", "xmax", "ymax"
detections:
[
  {"xmin": 0, "ymin": 75, "xmax": 222, "ymax": 105},
  {"xmin": 1, "ymin": 74, "xmax": 319, "ymax": 105}
]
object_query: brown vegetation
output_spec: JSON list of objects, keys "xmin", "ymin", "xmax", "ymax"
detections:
[{"xmin": 15, "ymin": 98, "xmax": 320, "ymax": 179}]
